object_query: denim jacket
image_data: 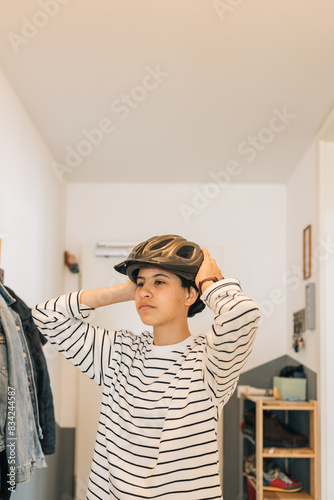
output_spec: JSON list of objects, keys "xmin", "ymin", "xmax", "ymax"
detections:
[
  {"xmin": 0, "ymin": 329, "xmax": 7, "ymax": 453},
  {"xmin": 5, "ymin": 286, "xmax": 55, "ymax": 455},
  {"xmin": 0, "ymin": 283, "xmax": 46, "ymax": 483}
]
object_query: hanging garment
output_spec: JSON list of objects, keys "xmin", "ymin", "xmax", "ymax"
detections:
[
  {"xmin": 5, "ymin": 287, "xmax": 55, "ymax": 455},
  {"xmin": 0, "ymin": 329, "xmax": 8, "ymax": 455},
  {"xmin": 0, "ymin": 284, "xmax": 46, "ymax": 485},
  {"xmin": 0, "ymin": 329, "xmax": 11, "ymax": 499},
  {"xmin": 0, "ymin": 449, "xmax": 11, "ymax": 500}
]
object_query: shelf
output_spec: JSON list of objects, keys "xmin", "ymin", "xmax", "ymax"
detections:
[
  {"xmin": 263, "ymin": 447, "xmax": 315, "ymax": 458},
  {"xmin": 247, "ymin": 477, "xmax": 313, "ymax": 499},
  {"xmin": 262, "ymin": 400, "xmax": 316, "ymax": 411},
  {"xmin": 246, "ymin": 396, "xmax": 277, "ymax": 403},
  {"xmin": 246, "ymin": 397, "xmax": 316, "ymax": 412},
  {"xmin": 263, "ymin": 491, "xmax": 313, "ymax": 499},
  {"xmin": 242, "ymin": 434, "xmax": 315, "ymax": 457}
]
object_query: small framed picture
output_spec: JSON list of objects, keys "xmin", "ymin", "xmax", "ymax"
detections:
[{"xmin": 303, "ymin": 225, "xmax": 312, "ymax": 279}]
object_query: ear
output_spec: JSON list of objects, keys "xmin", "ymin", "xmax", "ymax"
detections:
[{"xmin": 185, "ymin": 286, "xmax": 199, "ymax": 307}]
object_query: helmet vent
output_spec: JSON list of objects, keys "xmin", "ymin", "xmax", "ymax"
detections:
[
  {"xmin": 176, "ymin": 245, "xmax": 195, "ymax": 259},
  {"xmin": 134, "ymin": 242, "xmax": 147, "ymax": 253},
  {"xmin": 151, "ymin": 238, "xmax": 174, "ymax": 250},
  {"xmin": 114, "ymin": 235, "xmax": 203, "ymax": 284}
]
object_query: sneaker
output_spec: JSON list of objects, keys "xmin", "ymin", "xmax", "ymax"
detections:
[{"xmin": 263, "ymin": 469, "xmax": 302, "ymax": 492}]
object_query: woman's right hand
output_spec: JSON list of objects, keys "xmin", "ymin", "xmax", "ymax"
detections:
[
  {"xmin": 121, "ymin": 279, "xmax": 137, "ymax": 301},
  {"xmin": 80, "ymin": 279, "xmax": 137, "ymax": 308}
]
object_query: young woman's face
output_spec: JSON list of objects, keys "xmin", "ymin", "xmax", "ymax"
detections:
[{"xmin": 135, "ymin": 267, "xmax": 196, "ymax": 327}]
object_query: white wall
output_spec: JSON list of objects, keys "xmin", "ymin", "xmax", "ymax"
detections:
[
  {"xmin": 0, "ymin": 67, "xmax": 67, "ymax": 499},
  {"xmin": 285, "ymin": 140, "xmax": 322, "ymax": 497},
  {"xmin": 0, "ymin": 70, "xmax": 66, "ymax": 306},
  {"xmin": 285, "ymin": 106, "xmax": 334, "ymax": 498},
  {"xmin": 0, "ymin": 65, "xmax": 68, "ymax": 400},
  {"xmin": 286, "ymin": 142, "xmax": 319, "ymax": 373},
  {"xmin": 0, "ymin": 65, "xmax": 68, "ymax": 383},
  {"xmin": 65, "ymin": 181, "xmax": 287, "ymax": 372},
  {"xmin": 319, "ymin": 140, "xmax": 334, "ymax": 500}
]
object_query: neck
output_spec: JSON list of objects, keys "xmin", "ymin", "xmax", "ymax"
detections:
[{"xmin": 153, "ymin": 318, "xmax": 191, "ymax": 346}]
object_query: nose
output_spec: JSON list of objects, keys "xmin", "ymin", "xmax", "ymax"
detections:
[{"xmin": 138, "ymin": 283, "xmax": 153, "ymax": 298}]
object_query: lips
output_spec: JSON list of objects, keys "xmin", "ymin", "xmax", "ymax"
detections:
[{"xmin": 139, "ymin": 304, "xmax": 155, "ymax": 311}]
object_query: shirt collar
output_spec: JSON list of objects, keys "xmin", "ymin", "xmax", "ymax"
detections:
[{"xmin": 0, "ymin": 281, "xmax": 16, "ymax": 306}]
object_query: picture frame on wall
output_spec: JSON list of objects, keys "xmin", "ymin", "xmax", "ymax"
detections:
[{"xmin": 303, "ymin": 224, "xmax": 312, "ymax": 279}]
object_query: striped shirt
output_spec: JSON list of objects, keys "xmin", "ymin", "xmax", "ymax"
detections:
[{"xmin": 32, "ymin": 278, "xmax": 260, "ymax": 499}]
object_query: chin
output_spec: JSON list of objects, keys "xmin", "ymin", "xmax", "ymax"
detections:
[
  {"xmin": 137, "ymin": 313, "xmax": 154, "ymax": 326},
  {"xmin": 141, "ymin": 319, "xmax": 154, "ymax": 326}
]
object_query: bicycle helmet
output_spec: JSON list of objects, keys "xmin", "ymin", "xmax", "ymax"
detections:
[
  {"xmin": 115, "ymin": 235, "xmax": 205, "ymax": 317},
  {"xmin": 114, "ymin": 234, "xmax": 203, "ymax": 283}
]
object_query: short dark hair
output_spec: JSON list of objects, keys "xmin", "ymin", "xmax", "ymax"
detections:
[{"xmin": 178, "ymin": 276, "xmax": 206, "ymax": 317}]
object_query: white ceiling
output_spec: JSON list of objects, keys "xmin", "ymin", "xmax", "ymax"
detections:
[{"xmin": 1, "ymin": 0, "xmax": 334, "ymax": 184}]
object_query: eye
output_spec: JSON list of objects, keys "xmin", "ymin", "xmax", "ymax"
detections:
[
  {"xmin": 136, "ymin": 282, "xmax": 144, "ymax": 287},
  {"xmin": 155, "ymin": 280, "xmax": 165, "ymax": 285}
]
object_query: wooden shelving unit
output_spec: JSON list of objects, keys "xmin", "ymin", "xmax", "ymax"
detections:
[{"xmin": 245, "ymin": 397, "xmax": 319, "ymax": 500}]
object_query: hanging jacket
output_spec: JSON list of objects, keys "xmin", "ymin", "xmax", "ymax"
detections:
[
  {"xmin": 0, "ymin": 329, "xmax": 8, "ymax": 454},
  {"xmin": 5, "ymin": 287, "xmax": 55, "ymax": 455},
  {"xmin": 0, "ymin": 284, "xmax": 46, "ymax": 483}
]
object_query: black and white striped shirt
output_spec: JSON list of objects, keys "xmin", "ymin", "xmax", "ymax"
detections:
[{"xmin": 32, "ymin": 279, "xmax": 260, "ymax": 499}]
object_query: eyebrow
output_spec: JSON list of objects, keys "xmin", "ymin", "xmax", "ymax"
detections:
[{"xmin": 137, "ymin": 273, "xmax": 171, "ymax": 280}]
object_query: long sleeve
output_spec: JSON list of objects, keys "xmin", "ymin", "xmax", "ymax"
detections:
[
  {"xmin": 32, "ymin": 291, "xmax": 114, "ymax": 386},
  {"xmin": 201, "ymin": 278, "xmax": 260, "ymax": 407}
]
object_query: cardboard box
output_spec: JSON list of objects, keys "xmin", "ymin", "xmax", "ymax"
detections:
[{"xmin": 273, "ymin": 376, "xmax": 307, "ymax": 401}]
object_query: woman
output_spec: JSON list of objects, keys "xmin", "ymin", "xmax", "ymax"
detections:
[{"xmin": 32, "ymin": 234, "xmax": 260, "ymax": 499}]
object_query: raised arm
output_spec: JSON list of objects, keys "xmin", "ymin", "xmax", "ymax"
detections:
[
  {"xmin": 32, "ymin": 281, "xmax": 136, "ymax": 386},
  {"xmin": 79, "ymin": 280, "xmax": 136, "ymax": 308},
  {"xmin": 196, "ymin": 249, "xmax": 260, "ymax": 407}
]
